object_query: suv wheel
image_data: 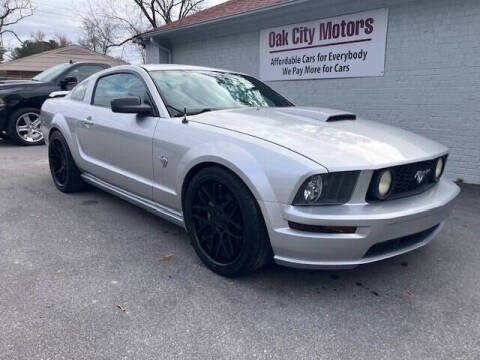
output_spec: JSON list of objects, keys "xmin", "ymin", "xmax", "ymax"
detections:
[{"xmin": 8, "ymin": 108, "xmax": 44, "ymax": 145}]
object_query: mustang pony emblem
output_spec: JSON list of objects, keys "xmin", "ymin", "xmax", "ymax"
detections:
[
  {"xmin": 414, "ymin": 169, "xmax": 431, "ymax": 183},
  {"xmin": 159, "ymin": 156, "xmax": 168, "ymax": 168}
]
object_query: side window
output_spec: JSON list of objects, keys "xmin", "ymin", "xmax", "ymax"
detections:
[
  {"xmin": 64, "ymin": 65, "xmax": 106, "ymax": 83},
  {"xmin": 70, "ymin": 81, "xmax": 88, "ymax": 101},
  {"xmin": 93, "ymin": 73, "xmax": 148, "ymax": 108}
]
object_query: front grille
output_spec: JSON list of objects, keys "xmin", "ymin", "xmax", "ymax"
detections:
[
  {"xmin": 363, "ymin": 225, "xmax": 439, "ymax": 258},
  {"xmin": 367, "ymin": 157, "xmax": 446, "ymax": 201}
]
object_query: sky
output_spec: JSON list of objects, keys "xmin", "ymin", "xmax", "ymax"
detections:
[{"xmin": 6, "ymin": 0, "xmax": 227, "ymax": 64}]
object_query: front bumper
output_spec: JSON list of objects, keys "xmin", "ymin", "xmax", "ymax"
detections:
[{"xmin": 260, "ymin": 178, "xmax": 460, "ymax": 269}]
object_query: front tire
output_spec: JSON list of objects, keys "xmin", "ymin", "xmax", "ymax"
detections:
[
  {"xmin": 48, "ymin": 131, "xmax": 87, "ymax": 193},
  {"xmin": 8, "ymin": 108, "xmax": 44, "ymax": 146},
  {"xmin": 184, "ymin": 166, "xmax": 272, "ymax": 277}
]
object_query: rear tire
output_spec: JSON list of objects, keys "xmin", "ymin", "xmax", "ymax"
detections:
[
  {"xmin": 8, "ymin": 108, "xmax": 44, "ymax": 146},
  {"xmin": 184, "ymin": 166, "xmax": 272, "ymax": 277},
  {"xmin": 48, "ymin": 131, "xmax": 87, "ymax": 193}
]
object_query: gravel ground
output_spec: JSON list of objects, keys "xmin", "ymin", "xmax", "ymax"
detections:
[{"xmin": 0, "ymin": 138, "xmax": 479, "ymax": 360}]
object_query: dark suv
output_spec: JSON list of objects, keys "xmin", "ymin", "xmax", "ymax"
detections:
[{"xmin": 0, "ymin": 62, "xmax": 110, "ymax": 145}]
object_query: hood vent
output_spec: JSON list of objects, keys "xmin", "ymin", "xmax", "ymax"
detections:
[
  {"xmin": 326, "ymin": 114, "xmax": 356, "ymax": 122},
  {"xmin": 272, "ymin": 107, "xmax": 356, "ymax": 123}
]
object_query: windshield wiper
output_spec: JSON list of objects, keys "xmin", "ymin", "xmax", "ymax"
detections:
[
  {"xmin": 186, "ymin": 108, "xmax": 213, "ymax": 116},
  {"xmin": 166, "ymin": 104, "xmax": 214, "ymax": 117},
  {"xmin": 165, "ymin": 104, "xmax": 183, "ymax": 117}
]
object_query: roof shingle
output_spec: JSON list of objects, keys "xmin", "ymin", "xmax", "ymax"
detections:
[
  {"xmin": 152, "ymin": 0, "xmax": 285, "ymax": 32},
  {"xmin": 0, "ymin": 45, "xmax": 126, "ymax": 72}
]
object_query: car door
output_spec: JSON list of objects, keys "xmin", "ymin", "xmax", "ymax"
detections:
[
  {"xmin": 75, "ymin": 71, "xmax": 159, "ymax": 199},
  {"xmin": 60, "ymin": 64, "xmax": 108, "ymax": 90}
]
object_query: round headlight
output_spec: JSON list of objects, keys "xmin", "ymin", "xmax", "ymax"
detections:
[
  {"xmin": 303, "ymin": 175, "xmax": 323, "ymax": 202},
  {"xmin": 378, "ymin": 170, "xmax": 393, "ymax": 197},
  {"xmin": 435, "ymin": 158, "xmax": 444, "ymax": 180}
]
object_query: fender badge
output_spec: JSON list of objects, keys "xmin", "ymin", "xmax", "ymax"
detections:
[{"xmin": 160, "ymin": 156, "xmax": 168, "ymax": 168}]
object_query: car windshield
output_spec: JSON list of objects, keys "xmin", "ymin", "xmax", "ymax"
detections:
[
  {"xmin": 32, "ymin": 63, "xmax": 70, "ymax": 82},
  {"xmin": 149, "ymin": 70, "xmax": 293, "ymax": 117}
]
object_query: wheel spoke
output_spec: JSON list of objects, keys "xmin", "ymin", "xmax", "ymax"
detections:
[
  {"xmin": 213, "ymin": 235, "xmax": 223, "ymax": 258},
  {"xmin": 220, "ymin": 194, "xmax": 235, "ymax": 210},
  {"xmin": 223, "ymin": 235, "xmax": 234, "ymax": 259},
  {"xmin": 196, "ymin": 222, "xmax": 211, "ymax": 236},
  {"xmin": 199, "ymin": 186, "xmax": 211, "ymax": 204},
  {"xmin": 192, "ymin": 204, "xmax": 209, "ymax": 213},
  {"xmin": 228, "ymin": 204, "xmax": 239, "ymax": 217},
  {"xmin": 54, "ymin": 165, "xmax": 64, "ymax": 174},
  {"xmin": 21, "ymin": 114, "xmax": 32, "ymax": 125},
  {"xmin": 211, "ymin": 182, "xmax": 217, "ymax": 203},
  {"xmin": 192, "ymin": 214, "xmax": 208, "ymax": 224},
  {"xmin": 31, "ymin": 118, "xmax": 41, "ymax": 128},
  {"xmin": 228, "ymin": 218, "xmax": 242, "ymax": 231},
  {"xmin": 26, "ymin": 128, "xmax": 34, "ymax": 141},
  {"xmin": 200, "ymin": 234, "xmax": 214, "ymax": 252},
  {"xmin": 217, "ymin": 184, "xmax": 224, "ymax": 203}
]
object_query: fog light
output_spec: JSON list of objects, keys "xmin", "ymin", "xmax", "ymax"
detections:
[
  {"xmin": 378, "ymin": 170, "xmax": 392, "ymax": 197},
  {"xmin": 303, "ymin": 175, "xmax": 323, "ymax": 202},
  {"xmin": 435, "ymin": 158, "xmax": 444, "ymax": 180},
  {"xmin": 288, "ymin": 222, "xmax": 357, "ymax": 234}
]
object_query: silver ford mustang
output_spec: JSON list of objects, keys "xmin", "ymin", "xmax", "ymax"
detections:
[{"xmin": 41, "ymin": 64, "xmax": 460, "ymax": 277}]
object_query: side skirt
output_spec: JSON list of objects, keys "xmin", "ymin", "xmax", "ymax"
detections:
[{"xmin": 81, "ymin": 173, "xmax": 185, "ymax": 228}]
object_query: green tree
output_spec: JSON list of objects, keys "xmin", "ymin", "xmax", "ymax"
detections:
[{"xmin": 10, "ymin": 39, "xmax": 59, "ymax": 60}]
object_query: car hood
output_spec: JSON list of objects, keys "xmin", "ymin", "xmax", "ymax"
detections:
[
  {"xmin": 0, "ymin": 79, "xmax": 43, "ymax": 89},
  {"xmin": 191, "ymin": 107, "xmax": 448, "ymax": 171}
]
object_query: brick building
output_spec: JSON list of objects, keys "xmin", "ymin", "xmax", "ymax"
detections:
[{"xmin": 138, "ymin": 0, "xmax": 480, "ymax": 184}]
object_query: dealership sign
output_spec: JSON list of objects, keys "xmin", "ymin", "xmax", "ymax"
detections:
[{"xmin": 259, "ymin": 8, "xmax": 388, "ymax": 81}]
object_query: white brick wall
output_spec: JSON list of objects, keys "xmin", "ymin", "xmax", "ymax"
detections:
[
  {"xmin": 145, "ymin": 43, "xmax": 160, "ymax": 64},
  {"xmin": 147, "ymin": 0, "xmax": 480, "ymax": 183}
]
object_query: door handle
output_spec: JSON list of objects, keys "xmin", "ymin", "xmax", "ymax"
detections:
[{"xmin": 82, "ymin": 116, "xmax": 94, "ymax": 128}]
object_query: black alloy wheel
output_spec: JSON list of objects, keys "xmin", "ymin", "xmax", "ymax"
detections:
[
  {"xmin": 48, "ymin": 131, "xmax": 87, "ymax": 193},
  {"xmin": 191, "ymin": 179, "xmax": 244, "ymax": 265},
  {"xmin": 49, "ymin": 137, "xmax": 68, "ymax": 187},
  {"xmin": 184, "ymin": 166, "xmax": 272, "ymax": 277}
]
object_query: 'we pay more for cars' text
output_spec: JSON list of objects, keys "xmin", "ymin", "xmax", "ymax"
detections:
[{"xmin": 271, "ymin": 49, "xmax": 369, "ymax": 78}]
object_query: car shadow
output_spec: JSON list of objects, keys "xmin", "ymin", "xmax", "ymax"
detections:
[
  {"xmin": 71, "ymin": 181, "xmax": 439, "ymax": 302},
  {"xmin": 0, "ymin": 136, "xmax": 16, "ymax": 147},
  {"xmin": 0, "ymin": 136, "xmax": 46, "ymax": 147}
]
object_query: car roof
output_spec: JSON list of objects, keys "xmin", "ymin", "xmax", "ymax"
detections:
[
  {"xmin": 140, "ymin": 64, "xmax": 246, "ymax": 75},
  {"xmin": 61, "ymin": 62, "xmax": 110, "ymax": 66}
]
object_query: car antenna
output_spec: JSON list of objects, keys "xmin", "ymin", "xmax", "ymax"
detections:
[{"xmin": 182, "ymin": 107, "xmax": 188, "ymax": 124}]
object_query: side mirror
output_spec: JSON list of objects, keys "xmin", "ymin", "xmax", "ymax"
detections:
[
  {"xmin": 60, "ymin": 76, "xmax": 77, "ymax": 90},
  {"xmin": 111, "ymin": 96, "xmax": 153, "ymax": 116}
]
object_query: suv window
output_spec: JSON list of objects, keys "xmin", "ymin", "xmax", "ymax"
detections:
[
  {"xmin": 64, "ymin": 64, "xmax": 106, "ymax": 83},
  {"xmin": 93, "ymin": 73, "xmax": 148, "ymax": 108},
  {"xmin": 70, "ymin": 81, "xmax": 88, "ymax": 101}
]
